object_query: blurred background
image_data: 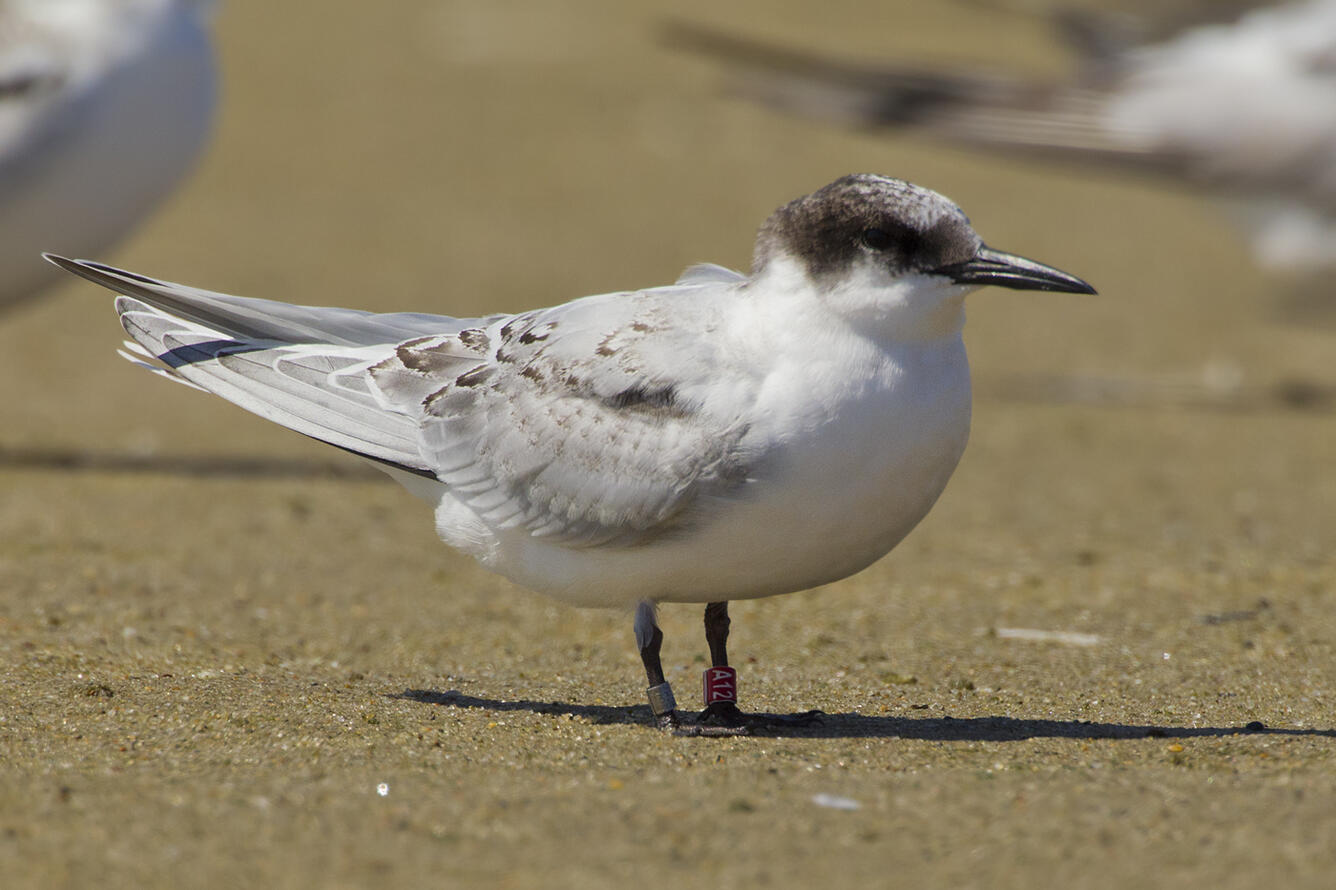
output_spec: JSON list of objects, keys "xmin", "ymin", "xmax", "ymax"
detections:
[
  {"xmin": 1, "ymin": 2, "xmax": 1333, "ymax": 886},
  {"xmin": 4, "ymin": 0, "xmax": 1333, "ymax": 461}
]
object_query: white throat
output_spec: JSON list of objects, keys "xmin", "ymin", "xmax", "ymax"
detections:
[{"xmin": 753, "ymin": 255, "xmax": 970, "ymax": 344}]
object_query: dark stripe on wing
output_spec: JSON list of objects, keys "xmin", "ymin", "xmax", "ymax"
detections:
[{"xmin": 311, "ymin": 438, "xmax": 439, "ymax": 480}]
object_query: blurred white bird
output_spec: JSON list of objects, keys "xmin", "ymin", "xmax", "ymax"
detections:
[
  {"xmin": 47, "ymin": 174, "xmax": 1094, "ymax": 735},
  {"xmin": 669, "ymin": 0, "xmax": 1336, "ymax": 272},
  {"xmin": 0, "ymin": 0, "xmax": 215, "ymax": 314}
]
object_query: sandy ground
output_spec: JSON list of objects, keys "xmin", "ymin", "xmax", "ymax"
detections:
[{"xmin": 2, "ymin": 1, "xmax": 1334, "ymax": 887}]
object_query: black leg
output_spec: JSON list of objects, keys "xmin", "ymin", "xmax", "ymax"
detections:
[
  {"xmin": 635, "ymin": 601, "xmax": 680, "ymax": 730},
  {"xmin": 704, "ymin": 601, "xmax": 730, "ymax": 667},
  {"xmin": 640, "ymin": 623, "xmax": 667, "ymax": 688},
  {"xmin": 698, "ymin": 601, "xmax": 825, "ymax": 734},
  {"xmin": 635, "ymin": 600, "xmax": 821, "ymax": 737},
  {"xmin": 699, "ymin": 602, "xmax": 747, "ymax": 727}
]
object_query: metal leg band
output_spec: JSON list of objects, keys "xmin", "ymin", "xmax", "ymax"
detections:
[{"xmin": 646, "ymin": 682, "xmax": 677, "ymax": 716}]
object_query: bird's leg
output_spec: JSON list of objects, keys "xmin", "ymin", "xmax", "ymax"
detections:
[
  {"xmin": 704, "ymin": 600, "xmax": 730, "ymax": 666},
  {"xmin": 633, "ymin": 600, "xmax": 818, "ymax": 736},
  {"xmin": 634, "ymin": 600, "xmax": 746, "ymax": 736},
  {"xmin": 699, "ymin": 601, "xmax": 745, "ymax": 727},
  {"xmin": 697, "ymin": 601, "xmax": 824, "ymax": 732},
  {"xmin": 635, "ymin": 601, "xmax": 680, "ymax": 730}
]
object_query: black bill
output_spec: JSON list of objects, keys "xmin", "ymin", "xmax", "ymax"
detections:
[{"xmin": 934, "ymin": 245, "xmax": 1096, "ymax": 295}]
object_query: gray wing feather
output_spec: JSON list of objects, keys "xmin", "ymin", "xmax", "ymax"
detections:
[
  {"xmin": 48, "ymin": 255, "xmax": 464, "ymax": 474},
  {"xmin": 44, "ymin": 254, "xmax": 497, "ymax": 345},
  {"xmin": 114, "ymin": 294, "xmax": 430, "ymax": 472},
  {"xmin": 370, "ymin": 286, "xmax": 756, "ymax": 547},
  {"xmin": 57, "ymin": 254, "xmax": 755, "ymax": 548},
  {"xmin": 674, "ymin": 262, "xmax": 747, "ymax": 285}
]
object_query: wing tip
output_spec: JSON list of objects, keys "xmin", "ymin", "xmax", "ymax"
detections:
[
  {"xmin": 43, "ymin": 253, "xmax": 166, "ymax": 292},
  {"xmin": 42, "ymin": 252, "xmax": 82, "ymax": 274}
]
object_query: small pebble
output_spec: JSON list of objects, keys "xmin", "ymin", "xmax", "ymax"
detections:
[{"xmin": 812, "ymin": 793, "xmax": 860, "ymax": 811}]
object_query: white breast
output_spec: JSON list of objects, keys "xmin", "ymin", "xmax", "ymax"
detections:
[{"xmin": 469, "ymin": 322, "xmax": 972, "ymax": 608}]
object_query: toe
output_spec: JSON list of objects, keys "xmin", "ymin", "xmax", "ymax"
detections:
[
  {"xmin": 698, "ymin": 701, "xmax": 747, "ymax": 727},
  {"xmin": 654, "ymin": 710, "xmax": 682, "ymax": 732}
]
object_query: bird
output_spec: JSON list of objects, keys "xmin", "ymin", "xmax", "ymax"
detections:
[
  {"xmin": 667, "ymin": 0, "xmax": 1336, "ymax": 273},
  {"xmin": 0, "ymin": 0, "xmax": 216, "ymax": 315},
  {"xmin": 46, "ymin": 173, "xmax": 1095, "ymax": 735}
]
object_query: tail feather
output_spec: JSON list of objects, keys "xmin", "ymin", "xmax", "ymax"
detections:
[
  {"xmin": 44, "ymin": 253, "xmax": 479, "ymax": 346},
  {"xmin": 48, "ymin": 254, "xmax": 451, "ymax": 478}
]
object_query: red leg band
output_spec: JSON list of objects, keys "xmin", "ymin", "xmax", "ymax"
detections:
[{"xmin": 702, "ymin": 665, "xmax": 737, "ymax": 705}]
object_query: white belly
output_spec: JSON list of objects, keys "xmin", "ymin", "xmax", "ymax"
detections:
[{"xmin": 469, "ymin": 336, "xmax": 972, "ymax": 608}]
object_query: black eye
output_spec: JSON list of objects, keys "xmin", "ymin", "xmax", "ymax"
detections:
[{"xmin": 861, "ymin": 227, "xmax": 893, "ymax": 250}]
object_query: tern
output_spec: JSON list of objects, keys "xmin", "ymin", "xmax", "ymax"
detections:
[
  {"xmin": 0, "ymin": 0, "xmax": 215, "ymax": 314},
  {"xmin": 47, "ymin": 174, "xmax": 1095, "ymax": 735}
]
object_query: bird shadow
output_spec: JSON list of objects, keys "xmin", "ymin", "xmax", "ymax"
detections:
[
  {"xmin": 0, "ymin": 445, "xmax": 382, "ymax": 481},
  {"xmin": 393, "ymin": 689, "xmax": 1335, "ymax": 741}
]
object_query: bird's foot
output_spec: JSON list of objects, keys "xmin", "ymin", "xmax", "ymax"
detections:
[
  {"xmin": 646, "ymin": 679, "xmax": 824, "ymax": 736},
  {"xmin": 697, "ymin": 700, "xmax": 749, "ymax": 728},
  {"xmin": 646, "ymin": 682, "xmax": 750, "ymax": 736},
  {"xmin": 694, "ymin": 700, "xmax": 824, "ymax": 734},
  {"xmin": 659, "ymin": 708, "xmax": 752, "ymax": 737},
  {"xmin": 653, "ymin": 700, "xmax": 824, "ymax": 737}
]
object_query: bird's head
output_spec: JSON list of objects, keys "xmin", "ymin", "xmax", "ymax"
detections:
[{"xmin": 752, "ymin": 174, "xmax": 1095, "ymax": 339}]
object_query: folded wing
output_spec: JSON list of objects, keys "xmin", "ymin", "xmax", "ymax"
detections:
[
  {"xmin": 54, "ymin": 255, "xmax": 757, "ymax": 549},
  {"xmin": 46, "ymin": 254, "xmax": 477, "ymax": 477},
  {"xmin": 368, "ymin": 285, "xmax": 756, "ymax": 548}
]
